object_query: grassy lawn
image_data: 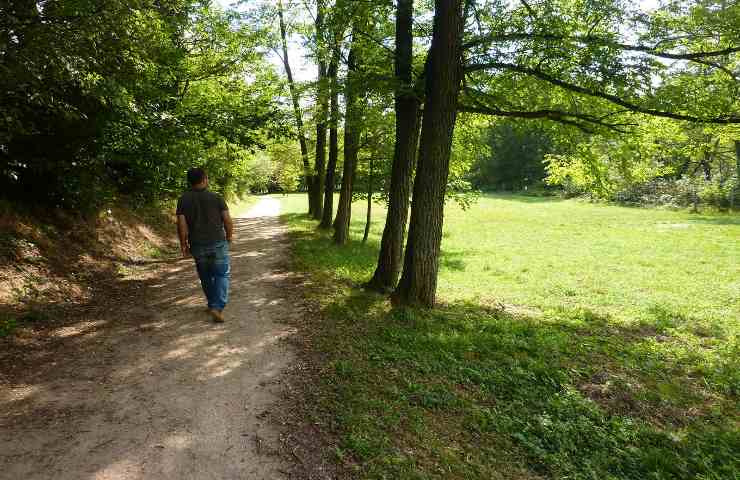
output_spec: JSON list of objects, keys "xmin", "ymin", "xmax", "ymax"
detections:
[{"xmin": 277, "ymin": 193, "xmax": 740, "ymax": 480}]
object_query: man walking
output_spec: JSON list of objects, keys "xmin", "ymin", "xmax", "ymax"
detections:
[{"xmin": 176, "ymin": 168, "xmax": 234, "ymax": 322}]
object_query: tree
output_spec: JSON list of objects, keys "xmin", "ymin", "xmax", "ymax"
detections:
[
  {"xmin": 333, "ymin": 38, "xmax": 361, "ymax": 244},
  {"xmin": 366, "ymin": 0, "xmax": 423, "ymax": 291},
  {"xmin": 386, "ymin": 0, "xmax": 740, "ymax": 306},
  {"xmin": 469, "ymin": 119, "xmax": 560, "ymax": 191},
  {"xmin": 734, "ymin": 139, "xmax": 740, "ymax": 208},
  {"xmin": 393, "ymin": 0, "xmax": 465, "ymax": 307},
  {"xmin": 0, "ymin": 0, "xmax": 282, "ymax": 208},
  {"xmin": 320, "ymin": 42, "xmax": 342, "ymax": 229},
  {"xmin": 277, "ymin": 0, "xmax": 311, "ymax": 210},
  {"xmin": 310, "ymin": 0, "xmax": 329, "ymax": 220},
  {"xmin": 458, "ymin": 1, "xmax": 739, "ymax": 129}
]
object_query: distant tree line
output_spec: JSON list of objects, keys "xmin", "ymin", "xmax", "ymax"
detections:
[{"xmin": 464, "ymin": 117, "xmax": 739, "ymax": 210}]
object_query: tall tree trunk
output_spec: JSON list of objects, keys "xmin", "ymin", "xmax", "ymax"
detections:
[
  {"xmin": 393, "ymin": 0, "xmax": 464, "ymax": 307},
  {"xmin": 277, "ymin": 0, "xmax": 311, "ymax": 211},
  {"xmin": 701, "ymin": 151, "xmax": 712, "ymax": 181},
  {"xmin": 733, "ymin": 140, "xmax": 740, "ymax": 209},
  {"xmin": 320, "ymin": 47, "xmax": 340, "ymax": 229},
  {"xmin": 311, "ymin": 0, "xmax": 328, "ymax": 220},
  {"xmin": 366, "ymin": 0, "xmax": 422, "ymax": 292},
  {"xmin": 363, "ymin": 155, "xmax": 373, "ymax": 243},
  {"xmin": 333, "ymin": 43, "xmax": 361, "ymax": 245}
]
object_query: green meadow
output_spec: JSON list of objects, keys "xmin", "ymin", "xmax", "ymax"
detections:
[{"xmin": 278, "ymin": 193, "xmax": 740, "ymax": 480}]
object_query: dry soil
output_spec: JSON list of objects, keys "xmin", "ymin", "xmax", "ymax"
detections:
[{"xmin": 0, "ymin": 198, "xmax": 299, "ymax": 479}]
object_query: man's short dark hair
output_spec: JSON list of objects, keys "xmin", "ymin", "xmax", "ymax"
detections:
[{"xmin": 187, "ymin": 167, "xmax": 206, "ymax": 186}]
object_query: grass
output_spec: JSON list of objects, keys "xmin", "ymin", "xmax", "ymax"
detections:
[
  {"xmin": 277, "ymin": 193, "xmax": 739, "ymax": 480},
  {"xmin": 0, "ymin": 309, "xmax": 52, "ymax": 337}
]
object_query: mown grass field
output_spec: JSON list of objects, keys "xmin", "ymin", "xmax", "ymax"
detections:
[{"xmin": 277, "ymin": 193, "xmax": 740, "ymax": 480}]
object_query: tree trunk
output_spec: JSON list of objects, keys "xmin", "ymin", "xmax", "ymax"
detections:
[
  {"xmin": 701, "ymin": 151, "xmax": 712, "ymax": 181},
  {"xmin": 311, "ymin": 0, "xmax": 328, "ymax": 220},
  {"xmin": 393, "ymin": 0, "xmax": 464, "ymax": 307},
  {"xmin": 733, "ymin": 140, "xmax": 740, "ymax": 209},
  {"xmin": 333, "ymin": 43, "xmax": 361, "ymax": 245},
  {"xmin": 366, "ymin": 0, "xmax": 422, "ymax": 292},
  {"xmin": 320, "ymin": 47, "xmax": 340, "ymax": 229},
  {"xmin": 363, "ymin": 155, "xmax": 373, "ymax": 243},
  {"xmin": 277, "ymin": 0, "xmax": 311, "ymax": 211}
]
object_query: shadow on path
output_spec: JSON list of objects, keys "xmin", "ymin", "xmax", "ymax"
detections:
[{"xmin": 0, "ymin": 199, "xmax": 300, "ymax": 480}]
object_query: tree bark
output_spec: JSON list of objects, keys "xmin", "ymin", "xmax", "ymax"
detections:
[
  {"xmin": 363, "ymin": 155, "xmax": 373, "ymax": 243},
  {"xmin": 320, "ymin": 46, "xmax": 340, "ymax": 229},
  {"xmin": 733, "ymin": 139, "xmax": 740, "ymax": 209},
  {"xmin": 333, "ymin": 43, "xmax": 361, "ymax": 245},
  {"xmin": 701, "ymin": 151, "xmax": 712, "ymax": 180},
  {"xmin": 366, "ymin": 0, "xmax": 422, "ymax": 292},
  {"xmin": 277, "ymin": 0, "xmax": 311, "ymax": 211},
  {"xmin": 311, "ymin": 0, "xmax": 328, "ymax": 220},
  {"xmin": 393, "ymin": 0, "xmax": 464, "ymax": 307}
]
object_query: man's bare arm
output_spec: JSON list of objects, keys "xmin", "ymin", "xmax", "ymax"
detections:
[
  {"xmin": 222, "ymin": 209, "xmax": 234, "ymax": 243},
  {"xmin": 177, "ymin": 215, "xmax": 190, "ymax": 257}
]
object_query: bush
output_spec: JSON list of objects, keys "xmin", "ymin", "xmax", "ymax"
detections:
[{"xmin": 613, "ymin": 177, "xmax": 738, "ymax": 209}]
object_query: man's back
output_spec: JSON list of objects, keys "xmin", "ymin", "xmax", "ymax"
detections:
[{"xmin": 176, "ymin": 189, "xmax": 228, "ymax": 245}]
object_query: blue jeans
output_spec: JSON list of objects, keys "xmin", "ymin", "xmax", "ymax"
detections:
[{"xmin": 190, "ymin": 241, "xmax": 230, "ymax": 311}]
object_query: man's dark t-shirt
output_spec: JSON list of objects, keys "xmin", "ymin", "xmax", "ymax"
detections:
[{"xmin": 176, "ymin": 188, "xmax": 228, "ymax": 245}]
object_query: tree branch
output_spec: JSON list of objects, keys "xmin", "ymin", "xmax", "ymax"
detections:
[
  {"xmin": 464, "ymin": 62, "xmax": 740, "ymax": 124},
  {"xmin": 460, "ymin": 86, "xmax": 638, "ymax": 132},
  {"xmin": 463, "ymin": 32, "xmax": 740, "ymax": 61},
  {"xmin": 458, "ymin": 104, "xmax": 598, "ymax": 132},
  {"xmin": 520, "ymin": 0, "xmax": 536, "ymax": 20}
]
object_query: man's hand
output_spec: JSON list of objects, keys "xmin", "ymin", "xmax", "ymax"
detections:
[{"xmin": 177, "ymin": 215, "xmax": 191, "ymax": 258}]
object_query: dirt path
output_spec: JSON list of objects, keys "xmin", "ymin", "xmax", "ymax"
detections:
[{"xmin": 0, "ymin": 198, "xmax": 300, "ymax": 479}]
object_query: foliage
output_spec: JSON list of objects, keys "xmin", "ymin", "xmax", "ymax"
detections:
[
  {"xmin": 461, "ymin": 1, "xmax": 739, "ymax": 129},
  {"xmin": 351, "ymin": 93, "xmax": 395, "ymax": 202},
  {"xmin": 465, "ymin": 117, "xmax": 575, "ymax": 191},
  {"xmin": 546, "ymin": 118, "xmax": 740, "ymax": 207},
  {"xmin": 0, "ymin": 0, "xmax": 286, "ymax": 208},
  {"xmin": 266, "ymin": 140, "xmax": 304, "ymax": 192},
  {"xmin": 0, "ymin": 313, "xmax": 17, "ymax": 337}
]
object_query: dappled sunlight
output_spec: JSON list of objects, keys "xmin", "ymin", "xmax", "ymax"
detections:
[
  {"xmin": 52, "ymin": 320, "xmax": 107, "ymax": 339},
  {"xmin": 1, "ymin": 198, "xmax": 298, "ymax": 479},
  {"xmin": 171, "ymin": 294, "xmax": 208, "ymax": 307},
  {"xmin": 91, "ymin": 459, "xmax": 141, "ymax": 480},
  {"xmin": 160, "ymin": 432, "xmax": 192, "ymax": 450},
  {"xmin": 231, "ymin": 250, "xmax": 266, "ymax": 259},
  {"xmin": 0, "ymin": 384, "xmax": 39, "ymax": 403},
  {"xmin": 254, "ymin": 328, "xmax": 298, "ymax": 350},
  {"xmin": 202, "ymin": 359, "xmax": 244, "ymax": 379}
]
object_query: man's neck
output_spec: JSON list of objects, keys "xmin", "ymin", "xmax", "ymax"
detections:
[{"xmin": 192, "ymin": 184, "xmax": 207, "ymax": 191}]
